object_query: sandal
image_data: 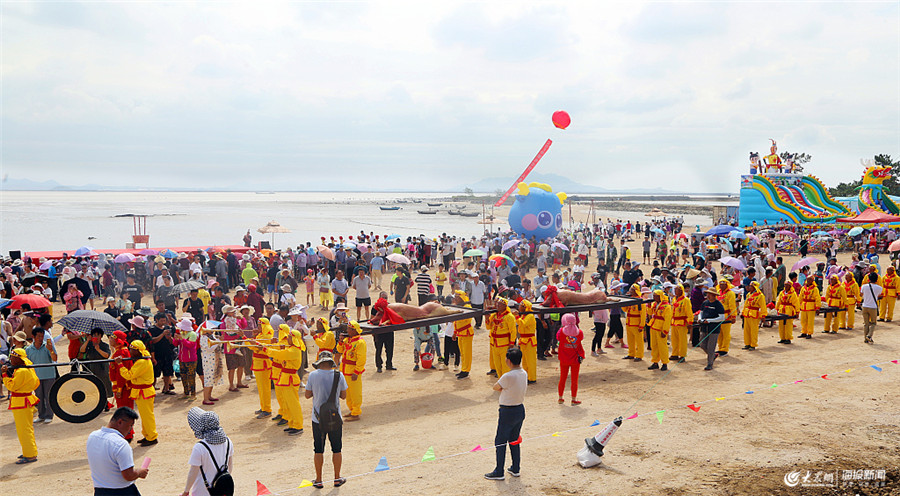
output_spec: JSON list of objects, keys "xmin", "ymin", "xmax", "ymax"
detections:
[
  {"xmin": 313, "ymin": 480, "xmax": 324, "ymax": 489},
  {"xmin": 15, "ymin": 457, "xmax": 37, "ymax": 464},
  {"xmin": 334, "ymin": 477, "xmax": 347, "ymax": 487},
  {"xmin": 558, "ymin": 398, "xmax": 565, "ymax": 404},
  {"xmin": 572, "ymin": 399, "xmax": 582, "ymax": 405},
  {"xmin": 202, "ymin": 401, "xmax": 215, "ymax": 405}
]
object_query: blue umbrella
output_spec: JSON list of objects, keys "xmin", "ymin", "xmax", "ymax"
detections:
[
  {"xmin": 386, "ymin": 234, "xmax": 401, "ymax": 241},
  {"xmin": 848, "ymin": 227, "xmax": 864, "ymax": 236},
  {"xmin": 651, "ymin": 227, "xmax": 665, "ymax": 235},
  {"xmin": 720, "ymin": 238, "xmax": 733, "ymax": 252},
  {"xmin": 811, "ymin": 230, "xmax": 830, "ymax": 236},
  {"xmin": 75, "ymin": 246, "xmax": 96, "ymax": 257},
  {"xmin": 729, "ymin": 231, "xmax": 747, "ymax": 239},
  {"xmin": 342, "ymin": 242, "xmax": 357, "ymax": 249},
  {"xmin": 0, "ymin": 298, "xmax": 11, "ymax": 310},
  {"xmin": 703, "ymin": 225, "xmax": 740, "ymax": 237},
  {"xmin": 161, "ymin": 249, "xmax": 178, "ymax": 259}
]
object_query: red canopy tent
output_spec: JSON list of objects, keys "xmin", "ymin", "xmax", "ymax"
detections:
[{"xmin": 836, "ymin": 209, "xmax": 900, "ymax": 224}]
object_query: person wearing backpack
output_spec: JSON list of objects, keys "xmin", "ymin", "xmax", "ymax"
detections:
[
  {"xmin": 181, "ymin": 407, "xmax": 234, "ymax": 496},
  {"xmin": 304, "ymin": 351, "xmax": 348, "ymax": 489}
]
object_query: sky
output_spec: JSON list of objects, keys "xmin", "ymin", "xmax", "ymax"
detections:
[{"xmin": 1, "ymin": 1, "xmax": 898, "ymax": 193}]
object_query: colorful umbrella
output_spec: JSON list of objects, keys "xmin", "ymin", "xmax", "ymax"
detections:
[
  {"xmin": 386, "ymin": 253, "xmax": 410, "ymax": 264},
  {"xmin": 114, "ymin": 253, "xmax": 136, "ymax": 263},
  {"xmin": 161, "ymin": 249, "xmax": 178, "ymax": 259},
  {"xmin": 9, "ymin": 293, "xmax": 52, "ymax": 309},
  {"xmin": 489, "ymin": 254, "xmax": 515, "ymax": 266},
  {"xmin": 791, "ymin": 257, "xmax": 820, "ymax": 272}
]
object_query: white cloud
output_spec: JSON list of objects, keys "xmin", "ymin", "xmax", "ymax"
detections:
[{"xmin": 1, "ymin": 1, "xmax": 897, "ymax": 192}]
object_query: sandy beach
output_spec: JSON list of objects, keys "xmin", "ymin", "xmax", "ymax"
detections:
[{"xmin": 1, "ymin": 236, "xmax": 898, "ymax": 496}]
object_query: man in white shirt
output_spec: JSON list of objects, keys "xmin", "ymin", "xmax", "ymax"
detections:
[
  {"xmin": 485, "ymin": 347, "xmax": 527, "ymax": 481},
  {"xmin": 860, "ymin": 273, "xmax": 882, "ymax": 344},
  {"xmin": 469, "ymin": 272, "xmax": 486, "ymax": 329},
  {"xmin": 87, "ymin": 407, "xmax": 148, "ymax": 495}
]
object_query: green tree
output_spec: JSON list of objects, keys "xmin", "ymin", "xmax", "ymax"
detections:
[
  {"xmin": 463, "ymin": 187, "xmax": 473, "ymax": 196},
  {"xmin": 779, "ymin": 151, "xmax": 812, "ymax": 166},
  {"xmin": 828, "ymin": 180, "xmax": 861, "ymax": 197}
]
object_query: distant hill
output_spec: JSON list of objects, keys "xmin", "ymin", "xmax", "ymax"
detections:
[{"xmin": 458, "ymin": 172, "xmax": 680, "ymax": 194}]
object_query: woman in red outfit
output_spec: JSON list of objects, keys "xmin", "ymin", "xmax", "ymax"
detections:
[
  {"xmin": 109, "ymin": 331, "xmax": 135, "ymax": 441},
  {"xmin": 556, "ymin": 313, "xmax": 585, "ymax": 405}
]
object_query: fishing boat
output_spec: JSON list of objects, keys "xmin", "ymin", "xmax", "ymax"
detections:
[
  {"xmin": 459, "ymin": 211, "xmax": 479, "ymax": 217},
  {"xmin": 427, "ymin": 202, "xmax": 442, "ymax": 207},
  {"xmin": 447, "ymin": 210, "xmax": 461, "ymax": 216},
  {"xmin": 417, "ymin": 209, "xmax": 438, "ymax": 215},
  {"xmin": 379, "ymin": 206, "xmax": 401, "ymax": 211}
]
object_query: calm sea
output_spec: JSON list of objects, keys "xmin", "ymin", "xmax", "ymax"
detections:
[{"xmin": 1, "ymin": 191, "xmax": 713, "ymax": 253}]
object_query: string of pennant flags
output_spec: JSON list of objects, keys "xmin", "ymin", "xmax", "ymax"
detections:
[{"xmin": 255, "ymin": 357, "xmax": 898, "ymax": 495}]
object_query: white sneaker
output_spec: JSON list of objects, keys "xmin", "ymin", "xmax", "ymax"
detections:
[
  {"xmin": 44, "ymin": 419, "xmax": 52, "ymax": 424},
  {"xmin": 33, "ymin": 418, "xmax": 42, "ymax": 424}
]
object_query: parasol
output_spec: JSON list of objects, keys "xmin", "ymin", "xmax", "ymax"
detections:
[
  {"xmin": 60, "ymin": 277, "xmax": 93, "ymax": 305},
  {"xmin": 57, "ymin": 310, "xmax": 127, "ymax": 336},
  {"xmin": 717, "ymin": 256, "xmax": 747, "ymax": 271},
  {"xmin": 463, "ymin": 249, "xmax": 485, "ymax": 257},
  {"xmin": 386, "ymin": 253, "xmax": 411, "ymax": 265},
  {"xmin": 890, "ymin": 240, "xmax": 900, "ymax": 252},
  {"xmin": 776, "ymin": 230, "xmax": 799, "ymax": 239},
  {"xmin": 258, "ymin": 220, "xmax": 292, "ymax": 249},
  {"xmin": 171, "ymin": 279, "xmax": 205, "ymax": 294},
  {"xmin": 74, "ymin": 246, "xmax": 97, "ymax": 257},
  {"xmin": 9, "ymin": 293, "xmax": 52, "ymax": 309},
  {"xmin": 489, "ymin": 254, "xmax": 515, "ymax": 266},
  {"xmin": 501, "ymin": 239, "xmax": 521, "ymax": 252},
  {"xmin": 791, "ymin": 257, "xmax": 820, "ymax": 272},
  {"xmin": 316, "ymin": 246, "xmax": 335, "ymax": 261},
  {"xmin": 114, "ymin": 253, "xmax": 136, "ymax": 263},
  {"xmin": 551, "ymin": 242, "xmax": 569, "ymax": 251},
  {"xmin": 137, "ymin": 249, "xmax": 158, "ymax": 256},
  {"xmin": 847, "ymin": 227, "xmax": 864, "ymax": 237}
]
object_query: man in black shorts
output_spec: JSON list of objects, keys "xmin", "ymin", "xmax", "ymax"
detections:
[
  {"xmin": 305, "ymin": 351, "xmax": 348, "ymax": 488},
  {"xmin": 351, "ymin": 268, "xmax": 372, "ymax": 321},
  {"xmin": 148, "ymin": 314, "xmax": 176, "ymax": 394}
]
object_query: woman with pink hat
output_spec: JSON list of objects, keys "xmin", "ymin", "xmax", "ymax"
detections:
[{"xmin": 556, "ymin": 313, "xmax": 585, "ymax": 406}]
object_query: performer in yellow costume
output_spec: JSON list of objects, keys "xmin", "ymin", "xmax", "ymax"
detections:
[
  {"xmin": 843, "ymin": 272, "xmax": 861, "ymax": 330},
  {"xmin": 647, "ymin": 290, "xmax": 672, "ymax": 371},
  {"xmin": 798, "ymin": 277, "xmax": 820, "ymax": 338},
  {"xmin": 251, "ymin": 317, "xmax": 274, "ymax": 418},
  {"xmin": 823, "ymin": 275, "xmax": 848, "ymax": 333},
  {"xmin": 337, "ymin": 321, "xmax": 366, "ymax": 421},
  {"xmin": 716, "ymin": 278, "xmax": 737, "ymax": 355},
  {"xmin": 265, "ymin": 329, "xmax": 305, "ymax": 435},
  {"xmin": 313, "ymin": 318, "xmax": 336, "ymax": 360},
  {"xmin": 775, "ymin": 284, "xmax": 800, "ymax": 344},
  {"xmin": 878, "ymin": 266, "xmax": 900, "ymax": 321},
  {"xmin": 741, "ymin": 281, "xmax": 766, "ymax": 350},
  {"xmin": 515, "ymin": 300, "xmax": 538, "ymax": 383},
  {"xmin": 452, "ymin": 291, "xmax": 474, "ymax": 380},
  {"xmin": 669, "ymin": 284, "xmax": 693, "ymax": 361},
  {"xmin": 117, "ymin": 341, "xmax": 158, "ymax": 445},
  {"xmin": 623, "ymin": 284, "xmax": 647, "ymax": 361},
  {"xmin": 486, "ymin": 298, "xmax": 517, "ymax": 377},
  {"xmin": 3, "ymin": 349, "xmax": 40, "ymax": 463}
]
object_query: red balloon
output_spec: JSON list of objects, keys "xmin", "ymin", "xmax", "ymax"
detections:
[{"xmin": 552, "ymin": 110, "xmax": 570, "ymax": 130}]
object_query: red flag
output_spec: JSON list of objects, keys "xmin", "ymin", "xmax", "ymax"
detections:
[
  {"xmin": 509, "ymin": 436, "xmax": 523, "ymax": 446},
  {"xmin": 627, "ymin": 412, "xmax": 638, "ymax": 420},
  {"xmin": 256, "ymin": 480, "xmax": 272, "ymax": 495},
  {"xmin": 470, "ymin": 445, "xmax": 484, "ymax": 452},
  {"xmin": 687, "ymin": 404, "xmax": 701, "ymax": 412},
  {"xmin": 821, "ymin": 374, "xmax": 830, "ymax": 380}
]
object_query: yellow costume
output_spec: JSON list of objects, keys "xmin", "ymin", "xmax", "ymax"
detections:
[
  {"xmin": 798, "ymin": 283, "xmax": 820, "ymax": 336},
  {"xmin": 741, "ymin": 284, "xmax": 766, "ymax": 348},
  {"xmin": 198, "ymin": 288, "xmax": 211, "ymax": 317},
  {"xmin": 843, "ymin": 277, "xmax": 861, "ymax": 329},
  {"xmin": 670, "ymin": 289, "xmax": 693, "ymax": 358},
  {"xmin": 267, "ymin": 329, "xmax": 305, "ymax": 431},
  {"xmin": 270, "ymin": 325, "xmax": 289, "ymax": 420},
  {"xmin": 716, "ymin": 282, "xmax": 737, "ymax": 353},
  {"xmin": 452, "ymin": 291, "xmax": 475, "ymax": 374},
  {"xmin": 647, "ymin": 291, "xmax": 672, "ymax": 366},
  {"xmin": 516, "ymin": 300, "xmax": 538, "ymax": 381},
  {"xmin": 4, "ymin": 349, "xmax": 40, "ymax": 459},
  {"xmin": 824, "ymin": 278, "xmax": 848, "ymax": 332},
  {"xmin": 878, "ymin": 269, "xmax": 900, "ymax": 321},
  {"xmin": 487, "ymin": 304, "xmax": 517, "ymax": 377},
  {"xmin": 337, "ymin": 323, "xmax": 366, "ymax": 417},
  {"xmin": 118, "ymin": 341, "xmax": 157, "ymax": 442},
  {"xmin": 775, "ymin": 287, "xmax": 800, "ymax": 341},
  {"xmin": 623, "ymin": 285, "xmax": 647, "ymax": 359},
  {"xmin": 314, "ymin": 329, "xmax": 336, "ymax": 359},
  {"xmin": 251, "ymin": 318, "xmax": 274, "ymax": 414}
]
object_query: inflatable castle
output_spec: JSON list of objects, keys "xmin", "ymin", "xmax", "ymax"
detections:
[{"xmin": 738, "ymin": 139, "xmax": 899, "ymax": 226}]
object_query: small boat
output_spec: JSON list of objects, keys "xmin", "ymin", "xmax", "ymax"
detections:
[
  {"xmin": 379, "ymin": 206, "xmax": 401, "ymax": 211},
  {"xmin": 459, "ymin": 212, "xmax": 479, "ymax": 217},
  {"xmin": 447, "ymin": 210, "xmax": 461, "ymax": 216},
  {"xmin": 427, "ymin": 202, "xmax": 442, "ymax": 207},
  {"xmin": 417, "ymin": 209, "xmax": 438, "ymax": 215}
]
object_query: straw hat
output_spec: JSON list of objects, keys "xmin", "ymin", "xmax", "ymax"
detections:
[
  {"xmin": 221, "ymin": 305, "xmax": 236, "ymax": 314},
  {"xmin": 281, "ymin": 284, "xmax": 292, "ymax": 292},
  {"xmin": 313, "ymin": 351, "xmax": 336, "ymax": 368}
]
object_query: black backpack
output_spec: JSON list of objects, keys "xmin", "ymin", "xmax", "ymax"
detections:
[
  {"xmin": 318, "ymin": 370, "xmax": 343, "ymax": 433},
  {"xmin": 199, "ymin": 440, "xmax": 234, "ymax": 496}
]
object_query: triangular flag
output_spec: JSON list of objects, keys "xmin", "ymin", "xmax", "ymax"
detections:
[
  {"xmin": 655, "ymin": 410, "xmax": 665, "ymax": 424},
  {"xmin": 715, "ymin": 397, "xmax": 725, "ymax": 401},
  {"xmin": 770, "ymin": 383, "xmax": 778, "ymax": 388},
  {"xmin": 552, "ymin": 432, "xmax": 561, "ymax": 437},
  {"xmin": 374, "ymin": 456, "xmax": 390, "ymax": 472},
  {"xmin": 590, "ymin": 420, "xmax": 601, "ymax": 427},
  {"xmin": 421, "ymin": 446, "xmax": 435, "ymax": 462},
  {"xmin": 510, "ymin": 436, "xmax": 523, "ymax": 446},
  {"xmin": 745, "ymin": 390, "xmax": 754, "ymax": 394},
  {"xmin": 821, "ymin": 374, "xmax": 830, "ymax": 380},
  {"xmin": 298, "ymin": 480, "xmax": 313, "ymax": 488},
  {"xmin": 627, "ymin": 412, "xmax": 638, "ymax": 419},
  {"xmin": 256, "ymin": 481, "xmax": 272, "ymax": 496},
  {"xmin": 470, "ymin": 445, "xmax": 484, "ymax": 452},
  {"xmin": 792, "ymin": 379, "xmax": 803, "ymax": 384},
  {"xmin": 687, "ymin": 404, "xmax": 701, "ymax": 412},
  {"xmin": 892, "ymin": 360, "xmax": 898, "ymax": 364},
  {"xmin": 871, "ymin": 365, "xmax": 883, "ymax": 372},
  {"xmin": 845, "ymin": 369, "xmax": 853, "ymax": 373}
]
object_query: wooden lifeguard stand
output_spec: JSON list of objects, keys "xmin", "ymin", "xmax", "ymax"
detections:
[{"xmin": 131, "ymin": 215, "xmax": 150, "ymax": 249}]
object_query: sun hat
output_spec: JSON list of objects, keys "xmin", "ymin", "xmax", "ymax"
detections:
[
  {"xmin": 187, "ymin": 407, "xmax": 227, "ymax": 445},
  {"xmin": 128, "ymin": 316, "xmax": 147, "ymax": 329},
  {"xmin": 221, "ymin": 305, "xmax": 236, "ymax": 314},
  {"xmin": 313, "ymin": 350, "xmax": 336, "ymax": 368},
  {"xmin": 281, "ymin": 284, "xmax": 291, "ymax": 292},
  {"xmin": 560, "ymin": 313, "xmax": 580, "ymax": 337}
]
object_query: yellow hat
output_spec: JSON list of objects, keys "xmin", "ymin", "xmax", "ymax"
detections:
[
  {"xmin": 10, "ymin": 348, "xmax": 27, "ymax": 359},
  {"xmin": 129, "ymin": 340, "xmax": 150, "ymax": 357},
  {"xmin": 289, "ymin": 329, "xmax": 305, "ymax": 349},
  {"xmin": 454, "ymin": 290, "xmax": 469, "ymax": 302},
  {"xmin": 349, "ymin": 321, "xmax": 362, "ymax": 335}
]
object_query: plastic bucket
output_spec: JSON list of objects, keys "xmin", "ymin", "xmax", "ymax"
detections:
[{"xmin": 420, "ymin": 352, "xmax": 434, "ymax": 369}]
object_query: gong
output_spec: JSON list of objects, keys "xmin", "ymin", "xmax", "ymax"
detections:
[{"xmin": 49, "ymin": 371, "xmax": 106, "ymax": 423}]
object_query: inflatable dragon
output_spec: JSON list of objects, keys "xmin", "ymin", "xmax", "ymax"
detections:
[{"xmin": 858, "ymin": 159, "xmax": 899, "ymax": 214}]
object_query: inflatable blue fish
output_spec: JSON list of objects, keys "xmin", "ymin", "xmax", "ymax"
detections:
[{"xmin": 508, "ymin": 182, "xmax": 566, "ymax": 240}]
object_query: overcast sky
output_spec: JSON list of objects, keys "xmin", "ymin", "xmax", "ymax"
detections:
[{"xmin": 2, "ymin": 1, "xmax": 898, "ymax": 193}]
